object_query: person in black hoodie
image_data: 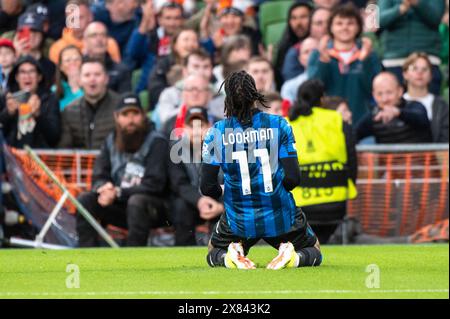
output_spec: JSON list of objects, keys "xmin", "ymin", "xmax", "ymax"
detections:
[
  {"xmin": 0, "ymin": 55, "xmax": 60, "ymax": 149},
  {"xmin": 356, "ymin": 72, "xmax": 433, "ymax": 144}
]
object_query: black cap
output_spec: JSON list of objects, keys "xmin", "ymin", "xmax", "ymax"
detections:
[
  {"xmin": 18, "ymin": 12, "xmax": 45, "ymax": 33},
  {"xmin": 25, "ymin": 3, "xmax": 49, "ymax": 22},
  {"xmin": 116, "ymin": 93, "xmax": 143, "ymax": 112},
  {"xmin": 185, "ymin": 107, "xmax": 209, "ymax": 124}
]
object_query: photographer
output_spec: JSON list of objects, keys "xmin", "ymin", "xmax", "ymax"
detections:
[{"xmin": 0, "ymin": 55, "xmax": 60, "ymax": 149}]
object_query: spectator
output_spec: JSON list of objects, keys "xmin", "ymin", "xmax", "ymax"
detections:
[
  {"xmin": 322, "ymin": 96, "xmax": 353, "ymax": 125},
  {"xmin": 52, "ymin": 45, "xmax": 84, "ymax": 111},
  {"xmin": 202, "ymin": 6, "xmax": 261, "ymax": 56},
  {"xmin": 308, "ymin": 3, "xmax": 382, "ymax": 124},
  {"xmin": 246, "ymin": 56, "xmax": 275, "ymax": 92},
  {"xmin": 59, "ymin": 58, "xmax": 120, "ymax": 149},
  {"xmin": 161, "ymin": 74, "xmax": 213, "ymax": 138},
  {"xmin": 49, "ymin": 0, "xmax": 121, "ymax": 65},
  {"xmin": 125, "ymin": 2, "xmax": 185, "ymax": 93},
  {"xmin": 313, "ymin": 0, "xmax": 341, "ymax": 10},
  {"xmin": 288, "ymin": 79, "xmax": 358, "ymax": 244},
  {"xmin": 379, "ymin": 0, "xmax": 446, "ymax": 95},
  {"xmin": 261, "ymin": 91, "xmax": 284, "ymax": 117},
  {"xmin": 0, "ymin": 55, "xmax": 60, "ymax": 149},
  {"xmin": 0, "ymin": 38, "xmax": 16, "ymax": 93},
  {"xmin": 0, "ymin": 0, "xmax": 25, "ymax": 34},
  {"xmin": 157, "ymin": 49, "xmax": 218, "ymax": 126},
  {"xmin": 168, "ymin": 107, "xmax": 223, "ymax": 246},
  {"xmin": 153, "ymin": 0, "xmax": 196, "ymax": 17},
  {"xmin": 403, "ymin": 53, "xmax": 449, "ymax": 143},
  {"xmin": 77, "ymin": 93, "xmax": 169, "ymax": 247},
  {"xmin": 356, "ymin": 72, "xmax": 433, "ymax": 143},
  {"xmin": 94, "ymin": 0, "xmax": 141, "ymax": 56},
  {"xmin": 212, "ymin": 35, "xmax": 252, "ymax": 86},
  {"xmin": 275, "ymin": 0, "xmax": 313, "ymax": 87},
  {"xmin": 83, "ymin": 22, "xmax": 131, "ymax": 94},
  {"xmin": 147, "ymin": 28, "xmax": 201, "ymax": 110},
  {"xmin": 11, "ymin": 11, "xmax": 56, "ymax": 90},
  {"xmin": 281, "ymin": 6, "xmax": 331, "ymax": 82},
  {"xmin": 310, "ymin": 7, "xmax": 332, "ymax": 40},
  {"xmin": 281, "ymin": 37, "xmax": 319, "ymax": 105}
]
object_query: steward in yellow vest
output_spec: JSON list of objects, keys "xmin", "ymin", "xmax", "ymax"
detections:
[{"xmin": 288, "ymin": 80, "xmax": 358, "ymax": 243}]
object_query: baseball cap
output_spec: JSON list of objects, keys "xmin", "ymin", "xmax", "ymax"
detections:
[
  {"xmin": 25, "ymin": 3, "xmax": 49, "ymax": 22},
  {"xmin": 219, "ymin": 7, "xmax": 245, "ymax": 18},
  {"xmin": 185, "ymin": 107, "xmax": 209, "ymax": 124},
  {"xmin": 116, "ymin": 93, "xmax": 143, "ymax": 113},
  {"xmin": 17, "ymin": 12, "xmax": 45, "ymax": 33},
  {"xmin": 0, "ymin": 38, "xmax": 15, "ymax": 52}
]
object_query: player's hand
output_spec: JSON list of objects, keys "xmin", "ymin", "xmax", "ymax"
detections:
[
  {"xmin": 5, "ymin": 93, "xmax": 19, "ymax": 115},
  {"xmin": 359, "ymin": 37, "xmax": 373, "ymax": 61},
  {"xmin": 29, "ymin": 94, "xmax": 41, "ymax": 117},
  {"xmin": 199, "ymin": 197, "xmax": 223, "ymax": 220}
]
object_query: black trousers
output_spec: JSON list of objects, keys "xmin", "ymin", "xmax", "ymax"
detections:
[
  {"xmin": 171, "ymin": 197, "xmax": 200, "ymax": 246},
  {"xmin": 76, "ymin": 192, "xmax": 168, "ymax": 247},
  {"xmin": 301, "ymin": 202, "xmax": 347, "ymax": 244}
]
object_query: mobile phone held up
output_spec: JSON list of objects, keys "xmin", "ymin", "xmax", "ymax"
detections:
[
  {"xmin": 11, "ymin": 90, "xmax": 31, "ymax": 104},
  {"xmin": 18, "ymin": 27, "xmax": 31, "ymax": 50}
]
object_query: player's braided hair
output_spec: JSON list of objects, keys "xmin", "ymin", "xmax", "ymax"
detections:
[{"xmin": 220, "ymin": 70, "xmax": 268, "ymax": 124}]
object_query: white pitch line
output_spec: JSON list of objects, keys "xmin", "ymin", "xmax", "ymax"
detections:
[{"xmin": 0, "ymin": 289, "xmax": 448, "ymax": 297}]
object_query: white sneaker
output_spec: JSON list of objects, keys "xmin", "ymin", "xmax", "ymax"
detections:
[
  {"xmin": 266, "ymin": 242, "xmax": 299, "ymax": 270},
  {"xmin": 224, "ymin": 242, "xmax": 256, "ymax": 269}
]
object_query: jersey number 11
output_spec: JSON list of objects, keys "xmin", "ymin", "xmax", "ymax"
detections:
[{"xmin": 232, "ymin": 149, "xmax": 273, "ymax": 196}]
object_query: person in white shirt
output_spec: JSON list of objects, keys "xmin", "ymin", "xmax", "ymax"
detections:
[{"xmin": 403, "ymin": 52, "xmax": 449, "ymax": 143}]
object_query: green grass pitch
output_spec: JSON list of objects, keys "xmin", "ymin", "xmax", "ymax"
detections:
[{"xmin": 0, "ymin": 244, "xmax": 448, "ymax": 299}]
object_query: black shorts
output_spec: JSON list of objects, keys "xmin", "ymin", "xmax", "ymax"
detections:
[{"xmin": 210, "ymin": 208, "xmax": 318, "ymax": 255}]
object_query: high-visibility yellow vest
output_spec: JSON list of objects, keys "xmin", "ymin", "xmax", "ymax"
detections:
[{"xmin": 288, "ymin": 107, "xmax": 358, "ymax": 207}]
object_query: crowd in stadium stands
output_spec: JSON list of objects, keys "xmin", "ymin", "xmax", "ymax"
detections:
[{"xmin": 0, "ymin": 0, "xmax": 448, "ymax": 247}]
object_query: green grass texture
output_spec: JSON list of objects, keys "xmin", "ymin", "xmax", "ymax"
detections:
[{"xmin": 0, "ymin": 244, "xmax": 448, "ymax": 299}]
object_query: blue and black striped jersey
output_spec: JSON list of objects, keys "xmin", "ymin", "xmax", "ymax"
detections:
[{"xmin": 202, "ymin": 111, "xmax": 298, "ymax": 238}]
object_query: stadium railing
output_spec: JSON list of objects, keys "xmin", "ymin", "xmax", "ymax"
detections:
[{"xmin": 5, "ymin": 144, "xmax": 449, "ymax": 243}]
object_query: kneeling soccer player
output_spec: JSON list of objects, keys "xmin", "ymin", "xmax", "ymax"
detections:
[{"xmin": 200, "ymin": 71, "xmax": 322, "ymax": 270}]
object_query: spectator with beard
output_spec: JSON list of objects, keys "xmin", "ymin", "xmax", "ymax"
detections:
[
  {"xmin": 59, "ymin": 58, "xmax": 120, "ymax": 149},
  {"xmin": 274, "ymin": 0, "xmax": 313, "ymax": 87},
  {"xmin": 83, "ymin": 22, "xmax": 131, "ymax": 94},
  {"xmin": 168, "ymin": 107, "xmax": 223, "ymax": 246},
  {"xmin": 0, "ymin": 55, "xmax": 60, "ymax": 149},
  {"xmin": 77, "ymin": 93, "xmax": 170, "ymax": 247}
]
